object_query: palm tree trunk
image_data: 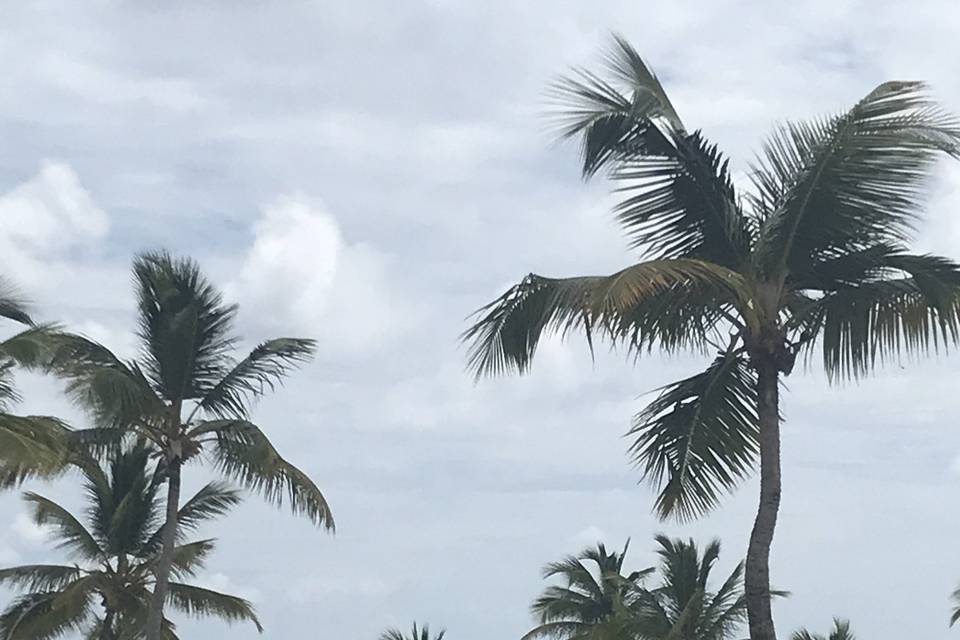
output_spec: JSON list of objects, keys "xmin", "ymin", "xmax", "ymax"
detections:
[
  {"xmin": 145, "ymin": 456, "xmax": 181, "ymax": 640},
  {"xmin": 745, "ymin": 359, "xmax": 781, "ymax": 640}
]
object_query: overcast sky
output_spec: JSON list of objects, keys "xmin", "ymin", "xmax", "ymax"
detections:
[{"xmin": 2, "ymin": 1, "xmax": 960, "ymax": 638}]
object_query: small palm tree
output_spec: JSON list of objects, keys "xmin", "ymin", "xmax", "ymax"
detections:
[
  {"xmin": 35, "ymin": 252, "xmax": 334, "ymax": 640},
  {"xmin": 0, "ymin": 444, "xmax": 261, "ymax": 639},
  {"xmin": 0, "ymin": 282, "xmax": 68, "ymax": 485},
  {"xmin": 525, "ymin": 536, "xmax": 745, "ymax": 640},
  {"xmin": 464, "ymin": 35, "xmax": 960, "ymax": 640},
  {"xmin": 791, "ymin": 620, "xmax": 855, "ymax": 640},
  {"xmin": 524, "ymin": 540, "xmax": 650, "ymax": 640},
  {"xmin": 380, "ymin": 622, "xmax": 447, "ymax": 640}
]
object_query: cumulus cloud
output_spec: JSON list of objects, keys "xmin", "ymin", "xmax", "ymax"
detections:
[
  {"xmin": 231, "ymin": 194, "xmax": 407, "ymax": 354},
  {"xmin": 0, "ymin": 161, "xmax": 109, "ymax": 290}
]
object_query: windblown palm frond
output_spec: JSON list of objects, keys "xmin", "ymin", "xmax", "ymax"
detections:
[
  {"xmin": 166, "ymin": 583, "xmax": 262, "ymax": 632},
  {"xmin": 627, "ymin": 352, "xmax": 758, "ymax": 521},
  {"xmin": 196, "ymin": 338, "xmax": 317, "ymax": 419},
  {"xmin": 752, "ymin": 82, "xmax": 960, "ymax": 278},
  {"xmin": 464, "ymin": 259, "xmax": 749, "ymax": 379},
  {"xmin": 201, "ymin": 419, "xmax": 334, "ymax": 530}
]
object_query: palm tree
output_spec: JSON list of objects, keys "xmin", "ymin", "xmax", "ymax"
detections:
[
  {"xmin": 380, "ymin": 622, "xmax": 447, "ymax": 640},
  {"xmin": 0, "ymin": 281, "xmax": 69, "ymax": 486},
  {"xmin": 524, "ymin": 540, "xmax": 649, "ymax": 640},
  {"xmin": 525, "ymin": 536, "xmax": 746, "ymax": 640},
  {"xmin": 463, "ymin": 34, "xmax": 960, "ymax": 640},
  {"xmin": 791, "ymin": 620, "xmax": 855, "ymax": 640},
  {"xmin": 35, "ymin": 252, "xmax": 334, "ymax": 640},
  {"xmin": 0, "ymin": 443, "xmax": 261, "ymax": 639}
]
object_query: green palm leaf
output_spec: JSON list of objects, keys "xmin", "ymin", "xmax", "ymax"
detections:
[
  {"xmin": 195, "ymin": 338, "xmax": 316, "ymax": 420},
  {"xmin": 198, "ymin": 419, "xmax": 334, "ymax": 530},
  {"xmin": 753, "ymin": 81, "xmax": 960, "ymax": 278},
  {"xmin": 627, "ymin": 352, "xmax": 759, "ymax": 521},
  {"xmin": 166, "ymin": 583, "xmax": 263, "ymax": 632},
  {"xmin": 0, "ymin": 564, "xmax": 82, "ymax": 592},
  {"xmin": 463, "ymin": 259, "xmax": 749, "ymax": 379},
  {"xmin": 23, "ymin": 492, "xmax": 103, "ymax": 561}
]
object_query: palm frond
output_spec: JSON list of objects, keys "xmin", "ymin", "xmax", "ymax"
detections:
[
  {"xmin": 753, "ymin": 81, "xmax": 960, "ymax": 278},
  {"xmin": 23, "ymin": 492, "xmax": 103, "ymax": 561},
  {"xmin": 627, "ymin": 352, "xmax": 759, "ymax": 521},
  {"xmin": 165, "ymin": 583, "xmax": 263, "ymax": 632},
  {"xmin": 197, "ymin": 419, "xmax": 334, "ymax": 530},
  {"xmin": 133, "ymin": 251, "xmax": 238, "ymax": 402},
  {"xmin": 806, "ymin": 253, "xmax": 960, "ymax": 379},
  {"xmin": 196, "ymin": 338, "xmax": 316, "ymax": 419},
  {"xmin": 142, "ymin": 482, "xmax": 242, "ymax": 555},
  {"xmin": 611, "ymin": 129, "xmax": 752, "ymax": 266},
  {"xmin": 548, "ymin": 33, "xmax": 683, "ymax": 177},
  {"xmin": 45, "ymin": 333, "xmax": 165, "ymax": 430},
  {"xmin": 463, "ymin": 259, "xmax": 748, "ymax": 379},
  {"xmin": 168, "ymin": 540, "xmax": 217, "ymax": 579},
  {"xmin": 0, "ymin": 280, "xmax": 32, "ymax": 325},
  {"xmin": 0, "ymin": 577, "xmax": 97, "ymax": 640},
  {"xmin": 0, "ymin": 415, "xmax": 69, "ymax": 487},
  {"xmin": 0, "ymin": 565, "xmax": 82, "ymax": 592}
]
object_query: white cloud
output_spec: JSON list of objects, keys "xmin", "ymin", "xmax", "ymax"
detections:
[
  {"xmin": 0, "ymin": 161, "xmax": 107, "ymax": 255},
  {"xmin": 573, "ymin": 525, "xmax": 607, "ymax": 546},
  {"xmin": 196, "ymin": 572, "xmax": 262, "ymax": 604},
  {"xmin": 10, "ymin": 512, "xmax": 48, "ymax": 546},
  {"xmin": 0, "ymin": 161, "xmax": 109, "ymax": 290},
  {"xmin": 285, "ymin": 575, "xmax": 393, "ymax": 603},
  {"xmin": 231, "ymin": 194, "xmax": 407, "ymax": 353}
]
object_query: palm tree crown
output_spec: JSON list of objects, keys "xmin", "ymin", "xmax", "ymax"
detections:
[
  {"xmin": 791, "ymin": 620, "xmax": 855, "ymax": 640},
  {"xmin": 380, "ymin": 621, "xmax": 447, "ymax": 640},
  {"xmin": 464, "ymin": 34, "xmax": 960, "ymax": 640},
  {"xmin": 32, "ymin": 251, "xmax": 333, "ymax": 639},
  {"xmin": 525, "ymin": 536, "xmax": 747, "ymax": 640},
  {"xmin": 0, "ymin": 444, "xmax": 261, "ymax": 639}
]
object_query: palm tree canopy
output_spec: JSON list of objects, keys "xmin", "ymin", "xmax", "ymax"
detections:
[
  {"xmin": 379, "ymin": 621, "xmax": 447, "ymax": 640},
  {"xmin": 791, "ymin": 619, "xmax": 855, "ymax": 640},
  {"xmin": 0, "ymin": 445, "xmax": 261, "ymax": 639},
  {"xmin": 32, "ymin": 251, "xmax": 333, "ymax": 530},
  {"xmin": 463, "ymin": 35, "xmax": 960, "ymax": 521},
  {"xmin": 524, "ymin": 536, "xmax": 746, "ymax": 640}
]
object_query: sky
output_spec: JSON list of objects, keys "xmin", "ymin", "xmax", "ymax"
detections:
[{"xmin": 2, "ymin": 1, "xmax": 960, "ymax": 638}]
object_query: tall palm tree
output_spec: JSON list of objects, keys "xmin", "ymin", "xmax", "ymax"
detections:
[
  {"xmin": 0, "ymin": 281, "xmax": 69, "ymax": 485},
  {"xmin": 35, "ymin": 252, "xmax": 334, "ymax": 640},
  {"xmin": 791, "ymin": 620, "xmax": 855, "ymax": 640},
  {"xmin": 380, "ymin": 622, "xmax": 447, "ymax": 640},
  {"xmin": 0, "ymin": 443, "xmax": 261, "ymax": 639},
  {"xmin": 463, "ymin": 35, "xmax": 960, "ymax": 640},
  {"xmin": 525, "ymin": 536, "xmax": 746, "ymax": 640}
]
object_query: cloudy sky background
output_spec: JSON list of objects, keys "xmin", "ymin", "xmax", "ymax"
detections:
[{"xmin": 2, "ymin": 1, "xmax": 960, "ymax": 638}]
